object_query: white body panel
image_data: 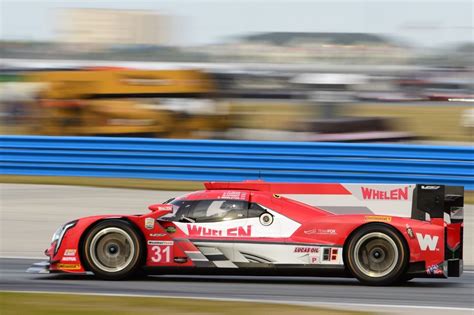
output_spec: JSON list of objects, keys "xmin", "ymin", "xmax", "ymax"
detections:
[{"xmin": 284, "ymin": 184, "xmax": 416, "ymax": 218}]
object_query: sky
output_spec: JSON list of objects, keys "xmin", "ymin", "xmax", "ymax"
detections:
[{"xmin": 1, "ymin": 0, "xmax": 473, "ymax": 48}]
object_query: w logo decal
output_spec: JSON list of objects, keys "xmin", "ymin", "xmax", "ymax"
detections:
[{"xmin": 416, "ymin": 233, "xmax": 439, "ymax": 251}]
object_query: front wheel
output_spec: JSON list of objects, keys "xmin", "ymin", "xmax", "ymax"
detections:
[
  {"xmin": 345, "ymin": 224, "xmax": 409, "ymax": 286},
  {"xmin": 83, "ymin": 220, "xmax": 144, "ymax": 280}
]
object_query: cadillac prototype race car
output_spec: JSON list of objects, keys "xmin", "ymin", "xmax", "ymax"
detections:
[{"xmin": 28, "ymin": 181, "xmax": 464, "ymax": 285}]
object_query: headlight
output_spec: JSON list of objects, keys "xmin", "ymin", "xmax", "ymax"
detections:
[
  {"xmin": 51, "ymin": 226, "xmax": 63, "ymax": 243},
  {"xmin": 51, "ymin": 220, "xmax": 77, "ymax": 255}
]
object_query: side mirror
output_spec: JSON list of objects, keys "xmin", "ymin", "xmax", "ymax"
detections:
[{"xmin": 148, "ymin": 204, "xmax": 173, "ymax": 217}]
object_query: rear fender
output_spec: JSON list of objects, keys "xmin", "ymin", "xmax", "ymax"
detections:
[
  {"xmin": 294, "ymin": 214, "xmax": 445, "ymax": 276},
  {"xmin": 344, "ymin": 219, "xmax": 445, "ymax": 277}
]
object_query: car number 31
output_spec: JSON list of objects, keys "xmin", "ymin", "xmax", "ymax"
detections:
[{"xmin": 151, "ymin": 245, "xmax": 172, "ymax": 263}]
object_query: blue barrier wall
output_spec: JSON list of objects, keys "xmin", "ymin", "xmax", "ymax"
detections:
[{"xmin": 1, "ymin": 136, "xmax": 473, "ymax": 189}]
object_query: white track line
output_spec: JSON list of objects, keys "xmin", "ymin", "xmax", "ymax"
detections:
[{"xmin": 1, "ymin": 290, "xmax": 473, "ymax": 313}]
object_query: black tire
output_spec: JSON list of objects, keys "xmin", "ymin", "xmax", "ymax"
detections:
[
  {"xmin": 82, "ymin": 220, "xmax": 143, "ymax": 280},
  {"xmin": 345, "ymin": 224, "xmax": 409, "ymax": 286}
]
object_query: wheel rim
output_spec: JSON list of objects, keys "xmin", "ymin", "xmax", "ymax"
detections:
[
  {"xmin": 89, "ymin": 227, "xmax": 135, "ymax": 273},
  {"xmin": 353, "ymin": 232, "xmax": 399, "ymax": 278}
]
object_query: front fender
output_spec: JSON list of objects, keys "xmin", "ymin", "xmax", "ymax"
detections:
[{"xmin": 49, "ymin": 214, "xmax": 127, "ymax": 273}]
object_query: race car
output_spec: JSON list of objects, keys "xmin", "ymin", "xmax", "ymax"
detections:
[{"xmin": 28, "ymin": 181, "xmax": 464, "ymax": 285}]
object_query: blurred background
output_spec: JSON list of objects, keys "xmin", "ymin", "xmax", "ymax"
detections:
[
  {"xmin": 0, "ymin": 3, "xmax": 473, "ymax": 313},
  {"xmin": 1, "ymin": 0, "xmax": 473, "ymax": 144}
]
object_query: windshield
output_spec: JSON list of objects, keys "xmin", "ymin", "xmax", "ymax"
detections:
[{"xmin": 160, "ymin": 199, "xmax": 186, "ymax": 221}]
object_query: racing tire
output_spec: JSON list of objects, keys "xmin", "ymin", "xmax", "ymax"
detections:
[
  {"xmin": 82, "ymin": 220, "xmax": 144, "ymax": 280},
  {"xmin": 345, "ymin": 224, "xmax": 409, "ymax": 286}
]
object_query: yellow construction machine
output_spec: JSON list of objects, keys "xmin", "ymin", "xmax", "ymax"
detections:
[{"xmin": 23, "ymin": 69, "xmax": 227, "ymax": 138}]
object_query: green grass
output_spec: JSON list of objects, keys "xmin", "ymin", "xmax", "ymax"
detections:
[{"xmin": 0, "ymin": 292, "xmax": 365, "ymax": 315}]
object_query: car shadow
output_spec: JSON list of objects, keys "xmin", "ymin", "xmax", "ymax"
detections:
[{"xmin": 35, "ymin": 273, "xmax": 464, "ymax": 288}]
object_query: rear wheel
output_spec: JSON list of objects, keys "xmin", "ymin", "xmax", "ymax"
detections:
[
  {"xmin": 345, "ymin": 224, "xmax": 408, "ymax": 285},
  {"xmin": 83, "ymin": 220, "xmax": 143, "ymax": 280}
]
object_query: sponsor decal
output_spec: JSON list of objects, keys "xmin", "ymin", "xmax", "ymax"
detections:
[
  {"xmin": 149, "ymin": 233, "xmax": 166, "ymax": 237},
  {"xmin": 365, "ymin": 215, "xmax": 392, "ymax": 223},
  {"xmin": 294, "ymin": 247, "xmax": 320, "ymax": 253},
  {"xmin": 361, "ymin": 186, "xmax": 408, "ymax": 200},
  {"xmin": 416, "ymin": 233, "xmax": 439, "ymax": 251},
  {"xmin": 61, "ymin": 257, "xmax": 77, "ymax": 262},
  {"xmin": 165, "ymin": 226, "xmax": 177, "ymax": 234},
  {"xmin": 187, "ymin": 224, "xmax": 252, "ymax": 237},
  {"xmin": 57, "ymin": 263, "xmax": 81, "ymax": 270},
  {"xmin": 145, "ymin": 218, "xmax": 155, "ymax": 230},
  {"xmin": 273, "ymin": 194, "xmax": 281, "ymax": 198},
  {"xmin": 218, "ymin": 191, "xmax": 247, "ymax": 200},
  {"xmin": 322, "ymin": 248, "xmax": 339, "ymax": 261},
  {"xmin": 421, "ymin": 185, "xmax": 440, "ymax": 190},
  {"xmin": 304, "ymin": 228, "xmax": 336, "ymax": 235},
  {"xmin": 309, "ymin": 247, "xmax": 342, "ymax": 265},
  {"xmin": 148, "ymin": 240, "xmax": 173, "ymax": 246},
  {"xmin": 426, "ymin": 263, "xmax": 444, "ymax": 275},
  {"xmin": 64, "ymin": 249, "xmax": 77, "ymax": 256},
  {"xmin": 149, "ymin": 204, "xmax": 173, "ymax": 212},
  {"xmin": 157, "ymin": 205, "xmax": 173, "ymax": 211},
  {"xmin": 310, "ymin": 255, "xmax": 320, "ymax": 264},
  {"xmin": 294, "ymin": 246, "xmax": 342, "ymax": 265}
]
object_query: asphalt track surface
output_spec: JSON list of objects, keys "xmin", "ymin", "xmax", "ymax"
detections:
[
  {"xmin": 1, "ymin": 258, "xmax": 473, "ymax": 314},
  {"xmin": 1, "ymin": 184, "xmax": 473, "ymax": 314}
]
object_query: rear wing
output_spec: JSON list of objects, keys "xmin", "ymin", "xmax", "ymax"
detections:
[{"xmin": 413, "ymin": 184, "xmax": 464, "ymax": 222}]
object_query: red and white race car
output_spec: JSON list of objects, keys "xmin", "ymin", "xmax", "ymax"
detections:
[{"xmin": 28, "ymin": 181, "xmax": 464, "ymax": 285}]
